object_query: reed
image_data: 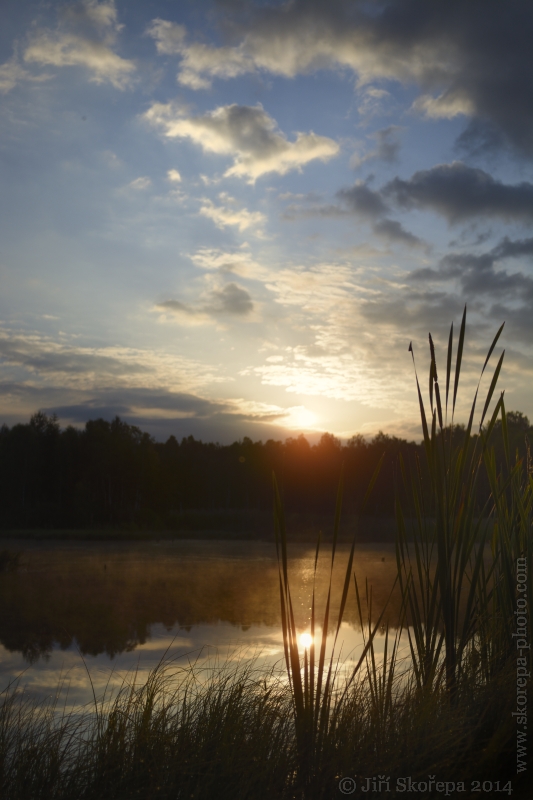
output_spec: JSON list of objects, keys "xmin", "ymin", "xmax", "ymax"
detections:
[
  {"xmin": 395, "ymin": 306, "xmax": 510, "ymax": 701},
  {"xmin": 272, "ymin": 458, "xmax": 404, "ymax": 794}
]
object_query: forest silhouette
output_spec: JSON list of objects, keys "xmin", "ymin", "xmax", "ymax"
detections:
[{"xmin": 0, "ymin": 410, "xmax": 530, "ymax": 532}]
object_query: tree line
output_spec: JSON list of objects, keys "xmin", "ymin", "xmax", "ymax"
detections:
[{"xmin": 0, "ymin": 410, "xmax": 530, "ymax": 530}]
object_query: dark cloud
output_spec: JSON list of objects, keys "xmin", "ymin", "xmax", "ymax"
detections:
[
  {"xmin": 0, "ymin": 335, "xmax": 150, "ymax": 376},
  {"xmin": 409, "ymin": 236, "xmax": 533, "ymax": 304},
  {"xmin": 352, "ymin": 126, "xmax": 403, "ymax": 168},
  {"xmin": 281, "ymin": 203, "xmax": 349, "ymax": 221},
  {"xmin": 384, "ymin": 163, "xmax": 533, "ymax": 224},
  {"xmin": 0, "ymin": 382, "xmax": 295, "ymax": 444},
  {"xmin": 158, "ymin": 283, "xmax": 254, "ymax": 319},
  {"xmin": 441, "ymin": 254, "xmax": 533, "ymax": 299},
  {"xmin": 412, "ymin": 235, "xmax": 533, "ymax": 277},
  {"xmin": 492, "ymin": 236, "xmax": 533, "ymax": 260},
  {"xmin": 359, "ymin": 289, "xmax": 463, "ymax": 334},
  {"xmin": 371, "ymin": 126, "xmax": 402, "ymax": 164},
  {"xmin": 283, "ymin": 178, "xmax": 423, "ymax": 247},
  {"xmin": 378, "ymin": 0, "xmax": 533, "ymax": 156},
  {"xmin": 337, "ymin": 182, "xmax": 389, "ymax": 218},
  {"xmin": 42, "ymin": 394, "xmax": 291, "ymax": 445},
  {"xmin": 372, "ymin": 218, "xmax": 424, "ymax": 248},
  {"xmin": 156, "ymin": 300, "xmax": 193, "ymax": 315},
  {"xmin": 48, "ymin": 389, "xmax": 229, "ymax": 421},
  {"xmin": 207, "ymin": 283, "xmax": 253, "ymax": 315},
  {"xmin": 488, "ymin": 302, "xmax": 533, "ymax": 341},
  {"xmin": 337, "ymin": 181, "xmax": 424, "ymax": 247},
  {"xmin": 0, "ymin": 381, "xmax": 44, "ymax": 401},
  {"xmin": 356, "ymin": 232, "xmax": 533, "ymax": 348}
]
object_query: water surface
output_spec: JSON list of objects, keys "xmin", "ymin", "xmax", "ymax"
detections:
[{"xmin": 0, "ymin": 539, "xmax": 402, "ymax": 709}]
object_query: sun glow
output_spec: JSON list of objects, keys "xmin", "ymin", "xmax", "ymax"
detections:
[
  {"xmin": 300, "ymin": 632, "xmax": 313, "ymax": 649},
  {"xmin": 285, "ymin": 406, "xmax": 318, "ymax": 430}
]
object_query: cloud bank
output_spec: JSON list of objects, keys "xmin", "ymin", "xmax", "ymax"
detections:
[{"xmin": 148, "ymin": 0, "xmax": 533, "ymax": 155}]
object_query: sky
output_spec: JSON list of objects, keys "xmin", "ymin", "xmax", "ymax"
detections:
[{"xmin": 1, "ymin": 0, "xmax": 532, "ymax": 444}]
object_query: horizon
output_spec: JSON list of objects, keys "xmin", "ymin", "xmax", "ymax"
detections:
[
  {"xmin": 1, "ymin": 1, "xmax": 532, "ymax": 445},
  {"xmin": 3, "ymin": 406, "xmax": 530, "ymax": 448}
]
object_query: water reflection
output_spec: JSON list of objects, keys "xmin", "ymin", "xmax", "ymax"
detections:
[
  {"xmin": 0, "ymin": 540, "xmax": 404, "ymax": 708},
  {"xmin": 0, "ymin": 540, "xmax": 401, "ymax": 662}
]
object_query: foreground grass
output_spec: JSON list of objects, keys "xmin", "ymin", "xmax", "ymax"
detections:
[{"xmin": 0, "ymin": 650, "xmax": 527, "ymax": 800}]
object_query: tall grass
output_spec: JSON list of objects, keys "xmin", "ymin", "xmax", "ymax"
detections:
[
  {"xmin": 1, "ymin": 657, "xmax": 294, "ymax": 800},
  {"xmin": 0, "ymin": 644, "xmax": 523, "ymax": 798},
  {"xmin": 272, "ymin": 462, "xmax": 392, "ymax": 791},
  {"xmin": 395, "ymin": 306, "xmax": 509, "ymax": 700}
]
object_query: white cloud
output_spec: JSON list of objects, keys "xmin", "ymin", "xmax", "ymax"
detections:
[
  {"xmin": 0, "ymin": 55, "xmax": 51, "ymax": 94},
  {"xmin": 189, "ymin": 248, "xmax": 266, "ymax": 280},
  {"xmin": 144, "ymin": 102, "xmax": 339, "ymax": 182},
  {"xmin": 412, "ymin": 91, "xmax": 475, "ymax": 120},
  {"xmin": 0, "ymin": 57, "xmax": 30, "ymax": 94},
  {"xmin": 167, "ymin": 169, "xmax": 182, "ymax": 183},
  {"xmin": 233, "ymin": 260, "xmax": 418, "ymax": 409},
  {"xmin": 147, "ymin": 19, "xmax": 251, "ymax": 89},
  {"xmin": 176, "ymin": 44, "xmax": 252, "ymax": 89},
  {"xmin": 0, "ymin": 326, "xmax": 223, "ymax": 394},
  {"xmin": 145, "ymin": 13, "xmax": 450, "ymax": 93},
  {"xmin": 146, "ymin": 19, "xmax": 187, "ymax": 55},
  {"xmin": 199, "ymin": 197, "xmax": 266, "ymax": 232},
  {"xmin": 128, "ymin": 176, "xmax": 152, "ymax": 190},
  {"xmin": 23, "ymin": 1, "xmax": 135, "ymax": 89},
  {"xmin": 357, "ymin": 87, "xmax": 393, "ymax": 119},
  {"xmin": 24, "ymin": 33, "xmax": 135, "ymax": 89}
]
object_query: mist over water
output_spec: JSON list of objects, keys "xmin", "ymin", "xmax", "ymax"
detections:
[{"xmin": 0, "ymin": 539, "xmax": 403, "ymax": 709}]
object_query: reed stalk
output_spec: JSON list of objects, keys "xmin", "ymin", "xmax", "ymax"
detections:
[
  {"xmin": 395, "ymin": 306, "xmax": 507, "ymax": 701},
  {"xmin": 272, "ymin": 459, "xmax": 395, "ymax": 791}
]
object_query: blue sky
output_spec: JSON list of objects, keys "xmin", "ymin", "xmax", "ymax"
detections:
[{"xmin": 1, "ymin": 0, "xmax": 532, "ymax": 442}]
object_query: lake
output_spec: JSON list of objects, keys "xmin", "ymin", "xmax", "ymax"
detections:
[{"xmin": 0, "ymin": 539, "xmax": 404, "ymax": 711}]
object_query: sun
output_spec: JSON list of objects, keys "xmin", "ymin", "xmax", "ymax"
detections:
[
  {"xmin": 286, "ymin": 406, "xmax": 318, "ymax": 430},
  {"xmin": 300, "ymin": 632, "xmax": 313, "ymax": 649}
]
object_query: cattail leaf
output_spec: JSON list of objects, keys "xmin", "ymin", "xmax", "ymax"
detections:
[
  {"xmin": 481, "ymin": 320, "xmax": 505, "ymax": 377},
  {"xmin": 453, "ymin": 305, "xmax": 467, "ymax": 418},
  {"xmin": 417, "ymin": 374, "xmax": 430, "ymax": 452},
  {"xmin": 480, "ymin": 350, "xmax": 505, "ymax": 430},
  {"xmin": 429, "ymin": 349, "xmax": 435, "ymax": 412},
  {"xmin": 410, "ymin": 342, "xmax": 430, "ymax": 452},
  {"xmin": 446, "ymin": 322, "xmax": 453, "ymax": 415},
  {"xmin": 435, "ymin": 380, "xmax": 444, "ymax": 431},
  {"xmin": 429, "ymin": 332, "xmax": 438, "ymax": 415},
  {"xmin": 466, "ymin": 388, "xmax": 478, "ymax": 439}
]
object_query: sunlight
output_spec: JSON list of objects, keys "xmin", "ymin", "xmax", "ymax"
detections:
[
  {"xmin": 300, "ymin": 632, "xmax": 313, "ymax": 649},
  {"xmin": 285, "ymin": 406, "xmax": 318, "ymax": 430}
]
